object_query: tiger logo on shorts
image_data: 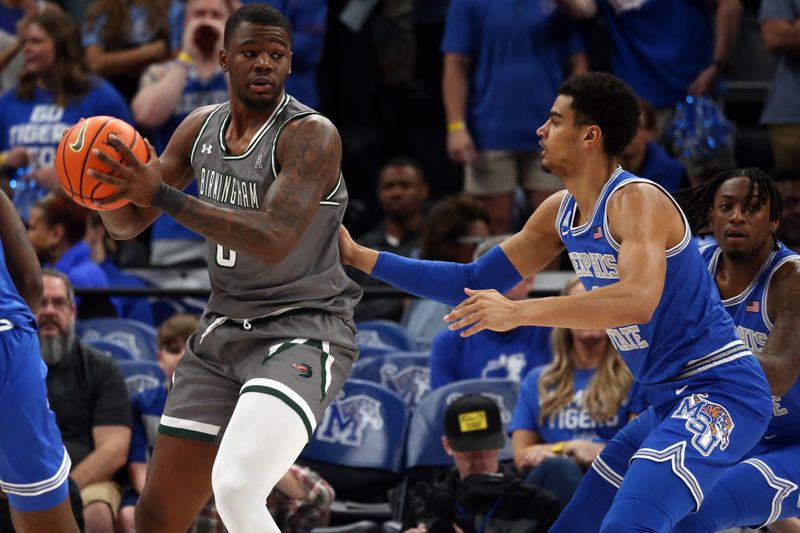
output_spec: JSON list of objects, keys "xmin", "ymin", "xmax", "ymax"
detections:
[{"xmin": 672, "ymin": 393, "xmax": 735, "ymax": 456}]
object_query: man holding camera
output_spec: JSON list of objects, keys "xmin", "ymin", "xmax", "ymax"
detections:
[{"xmin": 403, "ymin": 395, "xmax": 560, "ymax": 533}]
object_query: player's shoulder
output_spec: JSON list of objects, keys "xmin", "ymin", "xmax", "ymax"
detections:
[
  {"xmin": 279, "ymin": 112, "xmax": 338, "ymax": 139},
  {"xmin": 770, "ymin": 252, "xmax": 800, "ymax": 297}
]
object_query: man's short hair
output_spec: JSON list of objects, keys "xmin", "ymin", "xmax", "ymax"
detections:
[
  {"xmin": 224, "ymin": 3, "xmax": 292, "ymax": 48},
  {"xmin": 41, "ymin": 268, "xmax": 75, "ymax": 304},
  {"xmin": 382, "ymin": 157, "xmax": 427, "ymax": 184},
  {"xmin": 558, "ymin": 72, "xmax": 640, "ymax": 158}
]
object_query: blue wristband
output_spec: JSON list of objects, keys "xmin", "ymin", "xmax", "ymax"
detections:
[{"xmin": 372, "ymin": 245, "xmax": 523, "ymax": 306}]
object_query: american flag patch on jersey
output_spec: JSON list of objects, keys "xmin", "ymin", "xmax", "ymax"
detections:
[
  {"xmin": 593, "ymin": 226, "xmax": 603, "ymax": 240},
  {"xmin": 745, "ymin": 300, "xmax": 760, "ymax": 313}
]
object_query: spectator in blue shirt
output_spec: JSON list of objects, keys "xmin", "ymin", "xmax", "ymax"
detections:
[
  {"xmin": 509, "ymin": 276, "xmax": 642, "ymax": 508},
  {"xmin": 430, "ymin": 235, "xmax": 552, "ymax": 389}
]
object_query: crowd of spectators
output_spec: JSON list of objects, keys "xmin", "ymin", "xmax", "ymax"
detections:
[{"xmin": 0, "ymin": 0, "xmax": 799, "ymax": 531}]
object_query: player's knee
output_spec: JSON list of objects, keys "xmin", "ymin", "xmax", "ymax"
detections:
[
  {"xmin": 211, "ymin": 461, "xmax": 253, "ymax": 512},
  {"xmin": 600, "ymin": 496, "xmax": 672, "ymax": 533}
]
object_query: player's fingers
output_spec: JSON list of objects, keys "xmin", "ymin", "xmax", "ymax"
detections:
[
  {"xmin": 88, "ymin": 168, "xmax": 126, "ymax": 187},
  {"xmin": 106, "ymin": 133, "xmax": 140, "ymax": 166},
  {"xmin": 459, "ymin": 320, "xmax": 486, "ymax": 337},
  {"xmin": 92, "ymin": 150, "xmax": 129, "ymax": 176},
  {"xmin": 144, "ymin": 138, "xmax": 157, "ymax": 163},
  {"xmin": 93, "ymin": 191, "xmax": 127, "ymax": 208}
]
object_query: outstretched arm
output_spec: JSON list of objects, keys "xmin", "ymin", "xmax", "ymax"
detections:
[
  {"xmin": 96, "ymin": 113, "xmax": 339, "ymax": 266},
  {"xmin": 758, "ymin": 260, "xmax": 800, "ymax": 396},
  {"xmin": 445, "ymin": 183, "xmax": 678, "ymax": 335},
  {"xmin": 0, "ymin": 188, "xmax": 42, "ymax": 312},
  {"xmin": 339, "ymin": 191, "xmax": 566, "ymax": 306}
]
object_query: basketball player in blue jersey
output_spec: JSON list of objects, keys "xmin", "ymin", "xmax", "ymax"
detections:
[
  {"xmin": 668, "ymin": 169, "xmax": 800, "ymax": 532},
  {"xmin": 0, "ymin": 187, "xmax": 78, "ymax": 532},
  {"xmin": 340, "ymin": 72, "xmax": 773, "ymax": 532},
  {"xmin": 87, "ymin": 4, "xmax": 362, "ymax": 533}
]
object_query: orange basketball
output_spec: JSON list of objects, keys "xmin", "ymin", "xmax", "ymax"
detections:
[{"xmin": 56, "ymin": 116, "xmax": 148, "ymax": 211}]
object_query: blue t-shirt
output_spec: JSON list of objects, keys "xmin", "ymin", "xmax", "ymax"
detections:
[
  {"xmin": 759, "ymin": 0, "xmax": 800, "ymax": 124},
  {"xmin": 441, "ymin": 0, "xmax": 584, "ymax": 150},
  {"xmin": 558, "ymin": 168, "xmax": 748, "ymax": 385},
  {"xmin": 129, "ymin": 385, "xmax": 168, "ymax": 463},
  {"xmin": 598, "ymin": 0, "xmax": 716, "ymax": 107},
  {"xmin": 0, "ymin": 4, "xmax": 24, "ymax": 35},
  {"xmin": 429, "ymin": 326, "xmax": 552, "ymax": 390},
  {"xmin": 52, "ymin": 242, "xmax": 109, "ymax": 291},
  {"xmin": 82, "ymin": 5, "xmax": 160, "ymax": 48},
  {"xmin": 100, "ymin": 259, "xmax": 154, "ymax": 326},
  {"xmin": 0, "ymin": 238, "xmax": 37, "ymax": 332},
  {"xmin": 639, "ymin": 141, "xmax": 685, "ymax": 193},
  {"xmin": 702, "ymin": 242, "xmax": 800, "ymax": 442},
  {"xmin": 509, "ymin": 365, "xmax": 640, "ymax": 443}
]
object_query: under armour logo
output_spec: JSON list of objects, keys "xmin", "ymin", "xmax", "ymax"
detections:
[
  {"xmin": 201, "ymin": 144, "xmax": 212, "ymax": 154},
  {"xmin": 255, "ymin": 153, "xmax": 263, "ymax": 170}
]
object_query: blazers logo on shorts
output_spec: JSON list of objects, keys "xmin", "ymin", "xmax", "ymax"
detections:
[
  {"xmin": 292, "ymin": 362, "xmax": 313, "ymax": 378},
  {"xmin": 672, "ymin": 393, "xmax": 735, "ymax": 456},
  {"xmin": 316, "ymin": 392, "xmax": 384, "ymax": 447}
]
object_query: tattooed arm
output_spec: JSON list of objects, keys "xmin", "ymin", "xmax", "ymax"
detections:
[
  {"xmin": 0, "ymin": 188, "xmax": 42, "ymax": 312},
  {"xmin": 94, "ymin": 113, "xmax": 340, "ymax": 266},
  {"xmin": 98, "ymin": 107, "xmax": 210, "ymax": 240}
]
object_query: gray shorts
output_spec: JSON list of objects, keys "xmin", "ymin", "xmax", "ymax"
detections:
[
  {"xmin": 464, "ymin": 150, "xmax": 563, "ymax": 195},
  {"xmin": 159, "ymin": 311, "xmax": 358, "ymax": 444}
]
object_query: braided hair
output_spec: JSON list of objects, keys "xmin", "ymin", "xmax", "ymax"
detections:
[{"xmin": 675, "ymin": 168, "xmax": 782, "ymax": 246}]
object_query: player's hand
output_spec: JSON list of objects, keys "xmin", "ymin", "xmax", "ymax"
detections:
[
  {"xmin": 447, "ymin": 129, "xmax": 476, "ymax": 166},
  {"xmin": 687, "ymin": 64, "xmax": 719, "ymax": 96},
  {"xmin": 444, "ymin": 288, "xmax": 520, "ymax": 337},
  {"xmin": 88, "ymin": 135, "xmax": 161, "ymax": 208},
  {"xmin": 338, "ymin": 225, "xmax": 357, "ymax": 266},
  {"xmin": 338, "ymin": 225, "xmax": 379, "ymax": 273}
]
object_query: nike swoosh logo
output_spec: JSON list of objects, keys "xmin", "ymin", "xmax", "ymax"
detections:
[
  {"xmin": 561, "ymin": 229, "xmax": 570, "ymax": 236},
  {"xmin": 676, "ymin": 385, "xmax": 688, "ymax": 395},
  {"xmin": 764, "ymin": 434, "xmax": 777, "ymax": 440},
  {"xmin": 69, "ymin": 120, "xmax": 89, "ymax": 152}
]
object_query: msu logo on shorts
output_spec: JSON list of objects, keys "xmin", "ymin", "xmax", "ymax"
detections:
[
  {"xmin": 316, "ymin": 393, "xmax": 384, "ymax": 447},
  {"xmin": 672, "ymin": 393, "xmax": 735, "ymax": 456}
]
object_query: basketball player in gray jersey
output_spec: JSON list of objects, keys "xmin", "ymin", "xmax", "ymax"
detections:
[{"xmin": 89, "ymin": 4, "xmax": 361, "ymax": 532}]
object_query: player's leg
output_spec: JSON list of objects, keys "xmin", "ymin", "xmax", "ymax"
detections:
[
  {"xmin": 134, "ymin": 434, "xmax": 218, "ymax": 532},
  {"xmin": 464, "ymin": 150, "xmax": 516, "ymax": 234},
  {"xmin": 600, "ymin": 376, "xmax": 771, "ymax": 533},
  {"xmin": 212, "ymin": 391, "xmax": 308, "ymax": 532},
  {"xmin": 135, "ymin": 321, "xmax": 239, "ymax": 533},
  {"xmin": 672, "ymin": 443, "xmax": 800, "ymax": 533},
  {"xmin": 549, "ymin": 407, "xmax": 659, "ymax": 532}
]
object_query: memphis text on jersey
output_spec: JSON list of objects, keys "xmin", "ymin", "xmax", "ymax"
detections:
[
  {"xmin": 569, "ymin": 251, "xmax": 650, "ymax": 353},
  {"xmin": 199, "ymin": 167, "xmax": 260, "ymax": 209}
]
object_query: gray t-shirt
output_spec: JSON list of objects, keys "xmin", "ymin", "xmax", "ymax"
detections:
[{"xmin": 760, "ymin": 0, "xmax": 800, "ymax": 124}]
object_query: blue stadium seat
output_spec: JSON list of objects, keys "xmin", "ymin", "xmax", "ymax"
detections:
[
  {"xmin": 357, "ymin": 344, "xmax": 398, "ymax": 360},
  {"xmin": 87, "ymin": 340, "xmax": 136, "ymax": 361},
  {"xmin": 300, "ymin": 379, "xmax": 409, "ymax": 519},
  {"xmin": 116, "ymin": 360, "xmax": 166, "ymax": 397},
  {"xmin": 404, "ymin": 378, "xmax": 520, "ymax": 470},
  {"xmin": 76, "ymin": 318, "xmax": 158, "ymax": 361},
  {"xmin": 351, "ymin": 353, "xmax": 430, "ymax": 411},
  {"xmin": 355, "ymin": 320, "xmax": 415, "ymax": 352}
]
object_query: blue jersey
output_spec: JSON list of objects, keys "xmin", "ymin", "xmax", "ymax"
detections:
[
  {"xmin": 556, "ymin": 169, "xmax": 748, "ymax": 385},
  {"xmin": 703, "ymin": 242, "xmax": 800, "ymax": 442},
  {"xmin": 0, "ymin": 238, "xmax": 36, "ymax": 331},
  {"xmin": 509, "ymin": 365, "xmax": 641, "ymax": 443},
  {"xmin": 429, "ymin": 326, "xmax": 552, "ymax": 390}
]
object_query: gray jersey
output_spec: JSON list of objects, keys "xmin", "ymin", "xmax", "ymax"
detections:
[{"xmin": 190, "ymin": 94, "xmax": 362, "ymax": 323}]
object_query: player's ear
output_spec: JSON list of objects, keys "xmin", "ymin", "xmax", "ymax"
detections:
[
  {"xmin": 584, "ymin": 124, "xmax": 601, "ymax": 145},
  {"xmin": 219, "ymin": 49, "xmax": 228, "ymax": 72}
]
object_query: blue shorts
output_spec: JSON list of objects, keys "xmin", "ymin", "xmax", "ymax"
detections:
[
  {"xmin": 593, "ymin": 356, "xmax": 772, "ymax": 514},
  {"xmin": 0, "ymin": 323, "xmax": 70, "ymax": 512}
]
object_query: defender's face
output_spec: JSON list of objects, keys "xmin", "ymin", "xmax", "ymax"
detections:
[
  {"xmin": 537, "ymin": 95, "xmax": 583, "ymax": 175},
  {"xmin": 709, "ymin": 176, "xmax": 778, "ymax": 261},
  {"xmin": 222, "ymin": 22, "xmax": 291, "ymax": 108}
]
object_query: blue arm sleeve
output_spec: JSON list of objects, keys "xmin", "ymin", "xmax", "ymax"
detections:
[{"xmin": 372, "ymin": 245, "xmax": 523, "ymax": 307}]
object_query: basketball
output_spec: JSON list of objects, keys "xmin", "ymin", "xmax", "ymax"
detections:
[{"xmin": 56, "ymin": 116, "xmax": 148, "ymax": 211}]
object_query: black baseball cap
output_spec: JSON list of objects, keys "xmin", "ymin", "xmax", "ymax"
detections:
[{"xmin": 444, "ymin": 394, "xmax": 505, "ymax": 452}]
